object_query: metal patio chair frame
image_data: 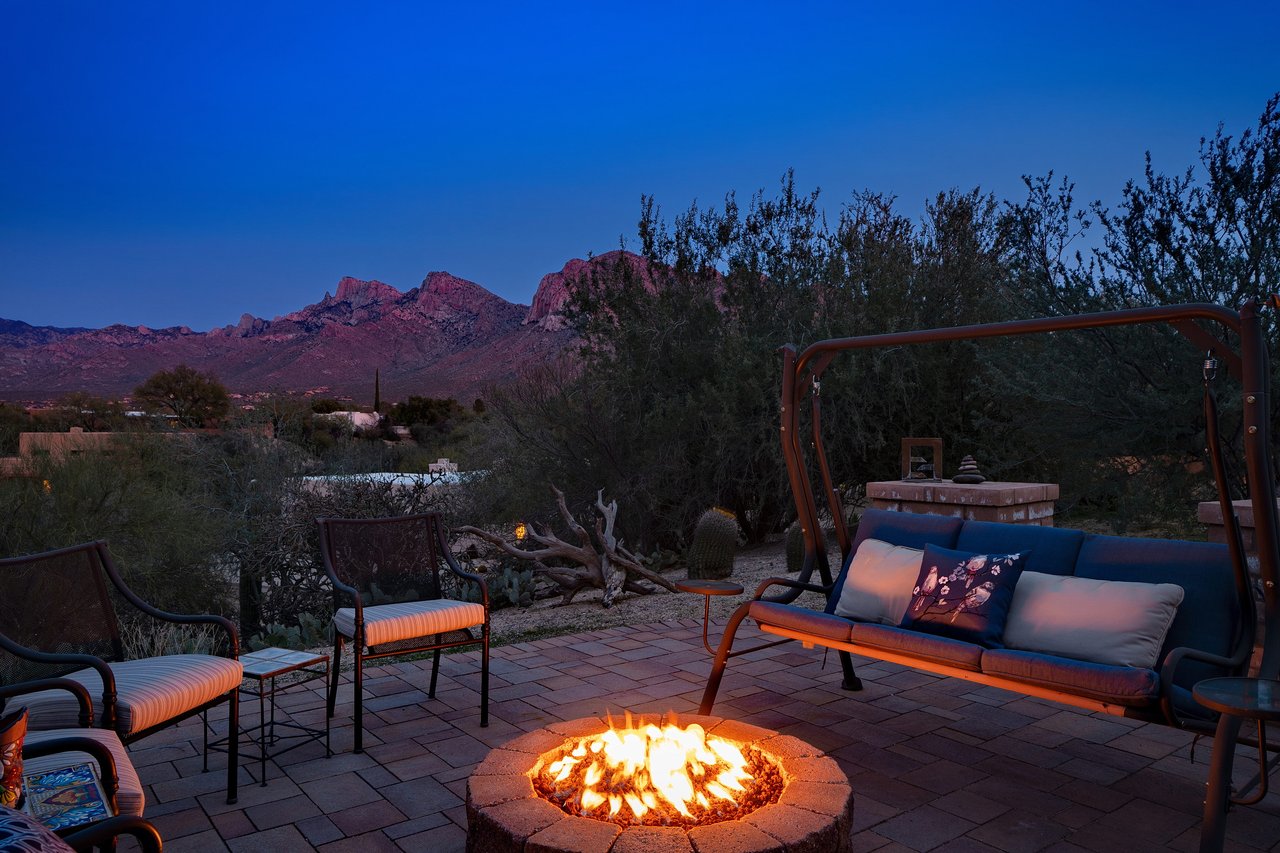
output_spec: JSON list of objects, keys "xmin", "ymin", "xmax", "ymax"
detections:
[
  {"xmin": 318, "ymin": 512, "xmax": 489, "ymax": 754},
  {"xmin": 0, "ymin": 541, "xmax": 240, "ymax": 804}
]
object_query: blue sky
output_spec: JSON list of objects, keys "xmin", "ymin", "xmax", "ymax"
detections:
[{"xmin": 2, "ymin": 1, "xmax": 1277, "ymax": 330}]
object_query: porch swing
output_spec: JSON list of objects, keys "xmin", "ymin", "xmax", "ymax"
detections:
[{"xmin": 694, "ymin": 300, "xmax": 1280, "ymax": 851}]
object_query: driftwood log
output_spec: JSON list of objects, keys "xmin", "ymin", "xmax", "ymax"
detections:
[{"xmin": 458, "ymin": 486, "xmax": 676, "ymax": 608}]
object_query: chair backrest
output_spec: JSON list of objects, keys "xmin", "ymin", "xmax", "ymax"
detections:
[
  {"xmin": 317, "ymin": 513, "xmax": 446, "ymax": 606},
  {"xmin": 0, "ymin": 542, "xmax": 124, "ymax": 685}
]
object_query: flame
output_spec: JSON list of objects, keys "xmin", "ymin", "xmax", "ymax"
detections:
[
  {"xmin": 514, "ymin": 522, "xmax": 527, "ymax": 541},
  {"xmin": 537, "ymin": 716, "xmax": 760, "ymax": 826}
]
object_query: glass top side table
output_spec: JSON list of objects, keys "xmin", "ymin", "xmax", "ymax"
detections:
[
  {"xmin": 675, "ymin": 579, "xmax": 745, "ymax": 655},
  {"xmin": 236, "ymin": 647, "xmax": 332, "ymax": 785},
  {"xmin": 1193, "ymin": 677, "xmax": 1280, "ymax": 853}
]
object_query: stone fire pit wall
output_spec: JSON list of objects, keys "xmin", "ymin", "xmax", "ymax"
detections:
[{"xmin": 465, "ymin": 714, "xmax": 854, "ymax": 853}]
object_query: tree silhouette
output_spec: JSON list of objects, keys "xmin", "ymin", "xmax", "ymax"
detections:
[{"xmin": 134, "ymin": 364, "xmax": 230, "ymax": 427}]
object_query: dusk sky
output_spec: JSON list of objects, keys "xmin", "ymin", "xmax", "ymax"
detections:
[{"xmin": 3, "ymin": 1, "xmax": 1278, "ymax": 331}]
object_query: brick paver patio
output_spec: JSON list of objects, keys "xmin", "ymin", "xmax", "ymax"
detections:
[{"xmin": 122, "ymin": 618, "xmax": 1280, "ymax": 852}]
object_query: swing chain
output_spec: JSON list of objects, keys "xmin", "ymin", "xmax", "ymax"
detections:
[{"xmin": 1204, "ymin": 350, "xmax": 1219, "ymax": 384}]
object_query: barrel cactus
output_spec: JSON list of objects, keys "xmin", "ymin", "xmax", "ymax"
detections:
[
  {"xmin": 785, "ymin": 520, "xmax": 806, "ymax": 573},
  {"xmin": 687, "ymin": 507, "xmax": 738, "ymax": 579}
]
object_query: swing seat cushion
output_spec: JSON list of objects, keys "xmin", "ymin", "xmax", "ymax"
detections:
[
  {"xmin": 980, "ymin": 649, "xmax": 1161, "ymax": 707},
  {"xmin": 751, "ymin": 601, "xmax": 852, "ymax": 643},
  {"xmin": 851, "ymin": 623, "xmax": 984, "ymax": 671}
]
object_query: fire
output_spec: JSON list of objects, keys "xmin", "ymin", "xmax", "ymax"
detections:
[{"xmin": 534, "ymin": 715, "xmax": 780, "ymax": 827}]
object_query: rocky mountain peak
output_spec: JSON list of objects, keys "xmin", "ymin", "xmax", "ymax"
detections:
[
  {"xmin": 414, "ymin": 271, "xmax": 504, "ymax": 316},
  {"xmin": 334, "ymin": 277, "xmax": 402, "ymax": 308},
  {"xmin": 524, "ymin": 250, "xmax": 649, "ymax": 330}
]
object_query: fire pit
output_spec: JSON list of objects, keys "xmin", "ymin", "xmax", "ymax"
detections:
[{"xmin": 466, "ymin": 714, "xmax": 853, "ymax": 853}]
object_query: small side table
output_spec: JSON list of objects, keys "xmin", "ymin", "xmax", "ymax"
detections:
[
  {"xmin": 237, "ymin": 647, "xmax": 332, "ymax": 785},
  {"xmin": 1193, "ymin": 677, "xmax": 1280, "ymax": 852},
  {"xmin": 675, "ymin": 579, "xmax": 744, "ymax": 655}
]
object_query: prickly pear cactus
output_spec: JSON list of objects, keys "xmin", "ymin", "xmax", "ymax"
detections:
[
  {"xmin": 785, "ymin": 520, "xmax": 806, "ymax": 573},
  {"xmin": 687, "ymin": 507, "xmax": 738, "ymax": 580}
]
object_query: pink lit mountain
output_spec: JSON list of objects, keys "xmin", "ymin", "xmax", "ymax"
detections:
[{"xmin": 0, "ymin": 255, "xmax": 642, "ymax": 405}]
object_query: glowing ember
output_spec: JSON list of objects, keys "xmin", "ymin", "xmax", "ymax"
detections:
[{"xmin": 533, "ymin": 715, "xmax": 782, "ymax": 827}]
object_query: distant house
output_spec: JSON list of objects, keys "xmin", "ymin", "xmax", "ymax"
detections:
[
  {"xmin": 0, "ymin": 424, "xmax": 273, "ymax": 479},
  {"xmin": 316, "ymin": 411, "xmax": 382, "ymax": 432},
  {"xmin": 18, "ymin": 426, "xmax": 118, "ymax": 458},
  {"xmin": 429, "ymin": 458, "xmax": 459, "ymax": 474}
]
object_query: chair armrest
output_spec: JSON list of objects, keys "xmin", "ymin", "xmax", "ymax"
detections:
[
  {"xmin": 0, "ymin": 678, "xmax": 95, "ymax": 727},
  {"xmin": 1158, "ymin": 644, "xmax": 1249, "ymax": 726},
  {"xmin": 0, "ymin": 634, "xmax": 116, "ymax": 729},
  {"xmin": 63, "ymin": 815, "xmax": 162, "ymax": 853},
  {"xmin": 23, "ymin": 735, "xmax": 120, "ymax": 809},
  {"xmin": 440, "ymin": 549, "xmax": 490, "ymax": 609},
  {"xmin": 316, "ymin": 519, "xmax": 366, "ymax": 613},
  {"xmin": 753, "ymin": 576, "xmax": 831, "ymax": 604},
  {"xmin": 94, "ymin": 543, "xmax": 240, "ymax": 658}
]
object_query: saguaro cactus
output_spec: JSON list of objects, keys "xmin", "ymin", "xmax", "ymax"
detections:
[{"xmin": 687, "ymin": 507, "xmax": 738, "ymax": 579}]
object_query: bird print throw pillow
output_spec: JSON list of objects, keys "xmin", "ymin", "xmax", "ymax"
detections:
[{"xmin": 900, "ymin": 545, "xmax": 1028, "ymax": 647}]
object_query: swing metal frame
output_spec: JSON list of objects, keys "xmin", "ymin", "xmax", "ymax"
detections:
[{"xmin": 698, "ymin": 299, "xmax": 1279, "ymax": 853}]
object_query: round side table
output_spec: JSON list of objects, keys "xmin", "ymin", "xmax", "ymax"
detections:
[
  {"xmin": 675, "ymin": 579, "xmax": 745, "ymax": 655},
  {"xmin": 1193, "ymin": 677, "xmax": 1280, "ymax": 852}
]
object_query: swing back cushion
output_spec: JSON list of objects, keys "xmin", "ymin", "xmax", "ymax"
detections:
[
  {"xmin": 832, "ymin": 539, "xmax": 924, "ymax": 624},
  {"xmin": 1002, "ymin": 572, "xmax": 1184, "ymax": 668}
]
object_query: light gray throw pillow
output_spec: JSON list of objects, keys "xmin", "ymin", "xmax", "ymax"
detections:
[
  {"xmin": 833, "ymin": 538, "xmax": 924, "ymax": 624},
  {"xmin": 1003, "ymin": 571, "xmax": 1184, "ymax": 668}
]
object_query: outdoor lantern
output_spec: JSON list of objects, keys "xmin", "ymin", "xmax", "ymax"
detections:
[{"xmin": 900, "ymin": 437, "xmax": 943, "ymax": 481}]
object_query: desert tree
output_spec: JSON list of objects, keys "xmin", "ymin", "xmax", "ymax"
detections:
[{"xmin": 133, "ymin": 364, "xmax": 231, "ymax": 428}]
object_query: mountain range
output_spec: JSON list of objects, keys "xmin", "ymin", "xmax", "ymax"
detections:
[{"xmin": 0, "ymin": 251, "xmax": 636, "ymax": 405}]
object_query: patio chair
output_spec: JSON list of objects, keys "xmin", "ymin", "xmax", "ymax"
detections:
[
  {"xmin": 318, "ymin": 513, "xmax": 489, "ymax": 753},
  {"xmin": 0, "ymin": 542, "xmax": 242, "ymax": 803},
  {"xmin": 1, "ymin": 677, "xmax": 145, "ymax": 821}
]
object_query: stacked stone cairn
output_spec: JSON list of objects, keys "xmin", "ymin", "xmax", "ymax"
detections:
[{"xmin": 952, "ymin": 454, "xmax": 987, "ymax": 484}]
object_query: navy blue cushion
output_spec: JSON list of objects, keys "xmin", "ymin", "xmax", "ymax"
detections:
[
  {"xmin": 981, "ymin": 649, "xmax": 1160, "ymax": 708},
  {"xmin": 900, "ymin": 544, "xmax": 1027, "ymax": 647},
  {"xmin": 851, "ymin": 623, "xmax": 983, "ymax": 671},
  {"xmin": 829, "ymin": 510, "xmax": 963, "ymax": 615},
  {"xmin": 955, "ymin": 521, "xmax": 1084, "ymax": 577},
  {"xmin": 750, "ymin": 602, "xmax": 852, "ymax": 644},
  {"xmin": 1074, "ymin": 535, "xmax": 1239, "ymax": 690},
  {"xmin": 852, "ymin": 509, "xmax": 964, "ymax": 552}
]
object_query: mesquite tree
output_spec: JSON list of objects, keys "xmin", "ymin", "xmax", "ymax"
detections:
[{"xmin": 459, "ymin": 485, "xmax": 676, "ymax": 608}]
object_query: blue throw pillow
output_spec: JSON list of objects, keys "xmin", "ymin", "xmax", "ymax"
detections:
[{"xmin": 900, "ymin": 544, "xmax": 1028, "ymax": 647}]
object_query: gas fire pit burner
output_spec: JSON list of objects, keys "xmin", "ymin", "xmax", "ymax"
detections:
[{"xmin": 466, "ymin": 714, "xmax": 853, "ymax": 853}]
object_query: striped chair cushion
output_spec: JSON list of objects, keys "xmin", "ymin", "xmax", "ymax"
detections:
[
  {"xmin": 24, "ymin": 728, "xmax": 144, "ymax": 816},
  {"xmin": 334, "ymin": 600, "xmax": 486, "ymax": 647},
  {"xmin": 22, "ymin": 655, "xmax": 243, "ymax": 737}
]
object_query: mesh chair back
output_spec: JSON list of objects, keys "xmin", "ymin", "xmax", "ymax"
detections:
[
  {"xmin": 0, "ymin": 543, "xmax": 123, "ymax": 686},
  {"xmin": 319, "ymin": 514, "xmax": 445, "ymax": 606}
]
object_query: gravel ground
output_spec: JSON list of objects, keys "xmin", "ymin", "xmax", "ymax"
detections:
[{"xmin": 487, "ymin": 539, "xmax": 841, "ymax": 647}]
